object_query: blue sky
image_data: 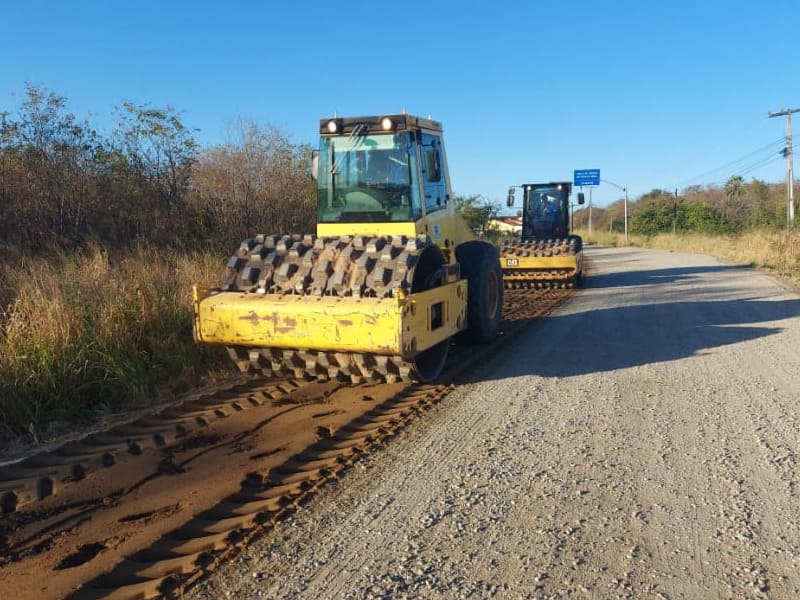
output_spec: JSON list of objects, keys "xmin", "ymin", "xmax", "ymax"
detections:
[{"xmin": 3, "ymin": 0, "xmax": 799, "ymax": 209}]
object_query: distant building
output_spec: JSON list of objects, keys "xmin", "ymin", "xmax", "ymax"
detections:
[{"xmin": 489, "ymin": 215, "xmax": 522, "ymax": 234}]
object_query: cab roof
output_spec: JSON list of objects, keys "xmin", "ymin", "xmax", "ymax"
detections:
[{"xmin": 319, "ymin": 114, "xmax": 443, "ymax": 135}]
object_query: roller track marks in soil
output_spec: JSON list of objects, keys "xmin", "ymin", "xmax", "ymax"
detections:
[{"xmin": 0, "ymin": 284, "xmax": 575, "ymax": 600}]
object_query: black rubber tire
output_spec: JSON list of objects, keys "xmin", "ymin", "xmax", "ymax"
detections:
[
  {"xmin": 456, "ymin": 241, "xmax": 503, "ymax": 344},
  {"xmin": 570, "ymin": 234, "xmax": 583, "ymax": 285},
  {"xmin": 410, "ymin": 241, "xmax": 450, "ymax": 382}
]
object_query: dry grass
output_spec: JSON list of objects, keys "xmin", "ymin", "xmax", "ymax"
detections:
[
  {"xmin": 639, "ymin": 231, "xmax": 800, "ymax": 280},
  {"xmin": 574, "ymin": 229, "xmax": 626, "ymax": 247},
  {"xmin": 575, "ymin": 228, "xmax": 800, "ymax": 288},
  {"xmin": 0, "ymin": 246, "xmax": 230, "ymax": 440}
]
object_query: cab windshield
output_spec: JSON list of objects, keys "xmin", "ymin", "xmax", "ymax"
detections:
[
  {"xmin": 524, "ymin": 185, "xmax": 568, "ymax": 238},
  {"xmin": 529, "ymin": 188, "xmax": 564, "ymax": 223},
  {"xmin": 317, "ymin": 132, "xmax": 422, "ymax": 223}
]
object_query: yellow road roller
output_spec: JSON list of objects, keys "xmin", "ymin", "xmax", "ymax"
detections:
[
  {"xmin": 193, "ymin": 114, "xmax": 503, "ymax": 383},
  {"xmin": 501, "ymin": 181, "xmax": 585, "ymax": 288}
]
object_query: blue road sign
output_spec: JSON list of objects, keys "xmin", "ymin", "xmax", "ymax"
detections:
[{"xmin": 574, "ymin": 169, "xmax": 600, "ymax": 186}]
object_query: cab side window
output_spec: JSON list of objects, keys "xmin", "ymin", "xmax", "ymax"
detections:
[{"xmin": 421, "ymin": 133, "xmax": 446, "ymax": 215}]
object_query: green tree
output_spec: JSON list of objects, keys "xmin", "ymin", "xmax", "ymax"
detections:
[
  {"xmin": 684, "ymin": 201, "xmax": 725, "ymax": 233},
  {"xmin": 724, "ymin": 175, "xmax": 744, "ymax": 202},
  {"xmin": 453, "ymin": 194, "xmax": 500, "ymax": 240},
  {"xmin": 721, "ymin": 175, "xmax": 747, "ymax": 230},
  {"xmin": 631, "ymin": 191, "xmax": 678, "ymax": 235},
  {"xmin": 748, "ymin": 178, "xmax": 783, "ymax": 228},
  {"xmin": 638, "ymin": 202, "xmax": 672, "ymax": 235}
]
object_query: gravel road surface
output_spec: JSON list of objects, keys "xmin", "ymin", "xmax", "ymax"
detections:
[{"xmin": 188, "ymin": 246, "xmax": 800, "ymax": 599}]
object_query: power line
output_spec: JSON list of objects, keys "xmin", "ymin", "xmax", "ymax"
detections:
[
  {"xmin": 674, "ymin": 136, "xmax": 786, "ymax": 189},
  {"xmin": 676, "ymin": 137, "xmax": 784, "ymax": 186},
  {"xmin": 709, "ymin": 153, "xmax": 784, "ymax": 186}
]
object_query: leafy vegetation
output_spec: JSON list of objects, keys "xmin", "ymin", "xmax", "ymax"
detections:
[
  {"xmin": 0, "ymin": 84, "xmax": 316, "ymax": 253},
  {"xmin": 453, "ymin": 194, "xmax": 501, "ymax": 242},
  {"xmin": 0, "ymin": 85, "xmax": 316, "ymax": 440},
  {"xmin": 573, "ymin": 178, "xmax": 790, "ymax": 237}
]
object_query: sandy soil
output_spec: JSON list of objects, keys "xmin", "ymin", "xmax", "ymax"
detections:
[{"xmin": 182, "ymin": 245, "xmax": 800, "ymax": 599}]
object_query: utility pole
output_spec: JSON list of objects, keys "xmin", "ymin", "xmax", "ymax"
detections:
[
  {"xmin": 768, "ymin": 107, "xmax": 799, "ymax": 228},
  {"xmin": 673, "ymin": 188, "xmax": 678, "ymax": 234},
  {"xmin": 624, "ymin": 186, "xmax": 628, "ymax": 243},
  {"xmin": 600, "ymin": 178, "xmax": 628, "ymax": 243}
]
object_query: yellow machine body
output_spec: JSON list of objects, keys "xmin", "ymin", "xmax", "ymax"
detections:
[
  {"xmin": 500, "ymin": 252, "xmax": 582, "ymax": 285},
  {"xmin": 193, "ymin": 279, "xmax": 466, "ymax": 358}
]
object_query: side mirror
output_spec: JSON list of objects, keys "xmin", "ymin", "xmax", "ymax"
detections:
[
  {"xmin": 506, "ymin": 187, "xmax": 515, "ymax": 207},
  {"xmin": 577, "ymin": 192, "xmax": 585, "ymax": 205},
  {"xmin": 311, "ymin": 150, "xmax": 319, "ymax": 181}
]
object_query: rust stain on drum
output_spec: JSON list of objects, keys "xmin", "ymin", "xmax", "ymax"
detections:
[
  {"xmin": 239, "ymin": 311, "xmax": 261, "ymax": 326},
  {"xmin": 275, "ymin": 315, "xmax": 297, "ymax": 334}
]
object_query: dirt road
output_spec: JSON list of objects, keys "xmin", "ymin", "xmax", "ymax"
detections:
[{"xmin": 189, "ymin": 246, "xmax": 800, "ymax": 599}]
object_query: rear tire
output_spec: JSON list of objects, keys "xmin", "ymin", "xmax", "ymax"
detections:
[{"xmin": 456, "ymin": 241, "xmax": 503, "ymax": 343}]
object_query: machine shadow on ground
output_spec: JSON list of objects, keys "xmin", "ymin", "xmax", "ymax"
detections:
[{"xmin": 460, "ymin": 263, "xmax": 800, "ymax": 382}]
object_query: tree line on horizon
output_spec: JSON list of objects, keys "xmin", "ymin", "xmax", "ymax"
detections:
[{"xmin": 571, "ymin": 178, "xmax": 791, "ymax": 236}]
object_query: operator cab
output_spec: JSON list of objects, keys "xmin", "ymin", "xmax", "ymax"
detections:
[
  {"xmin": 522, "ymin": 182, "xmax": 572, "ymax": 240},
  {"xmin": 315, "ymin": 115, "xmax": 448, "ymax": 225}
]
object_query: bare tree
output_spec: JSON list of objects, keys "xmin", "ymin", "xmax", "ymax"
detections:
[{"xmin": 190, "ymin": 119, "xmax": 315, "ymax": 248}]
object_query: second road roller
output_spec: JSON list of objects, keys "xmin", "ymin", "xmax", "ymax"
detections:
[{"xmin": 501, "ymin": 181, "xmax": 585, "ymax": 289}]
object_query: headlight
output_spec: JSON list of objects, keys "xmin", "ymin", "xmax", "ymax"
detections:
[
  {"xmin": 381, "ymin": 117, "xmax": 394, "ymax": 131},
  {"xmin": 327, "ymin": 120, "xmax": 339, "ymax": 133}
]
